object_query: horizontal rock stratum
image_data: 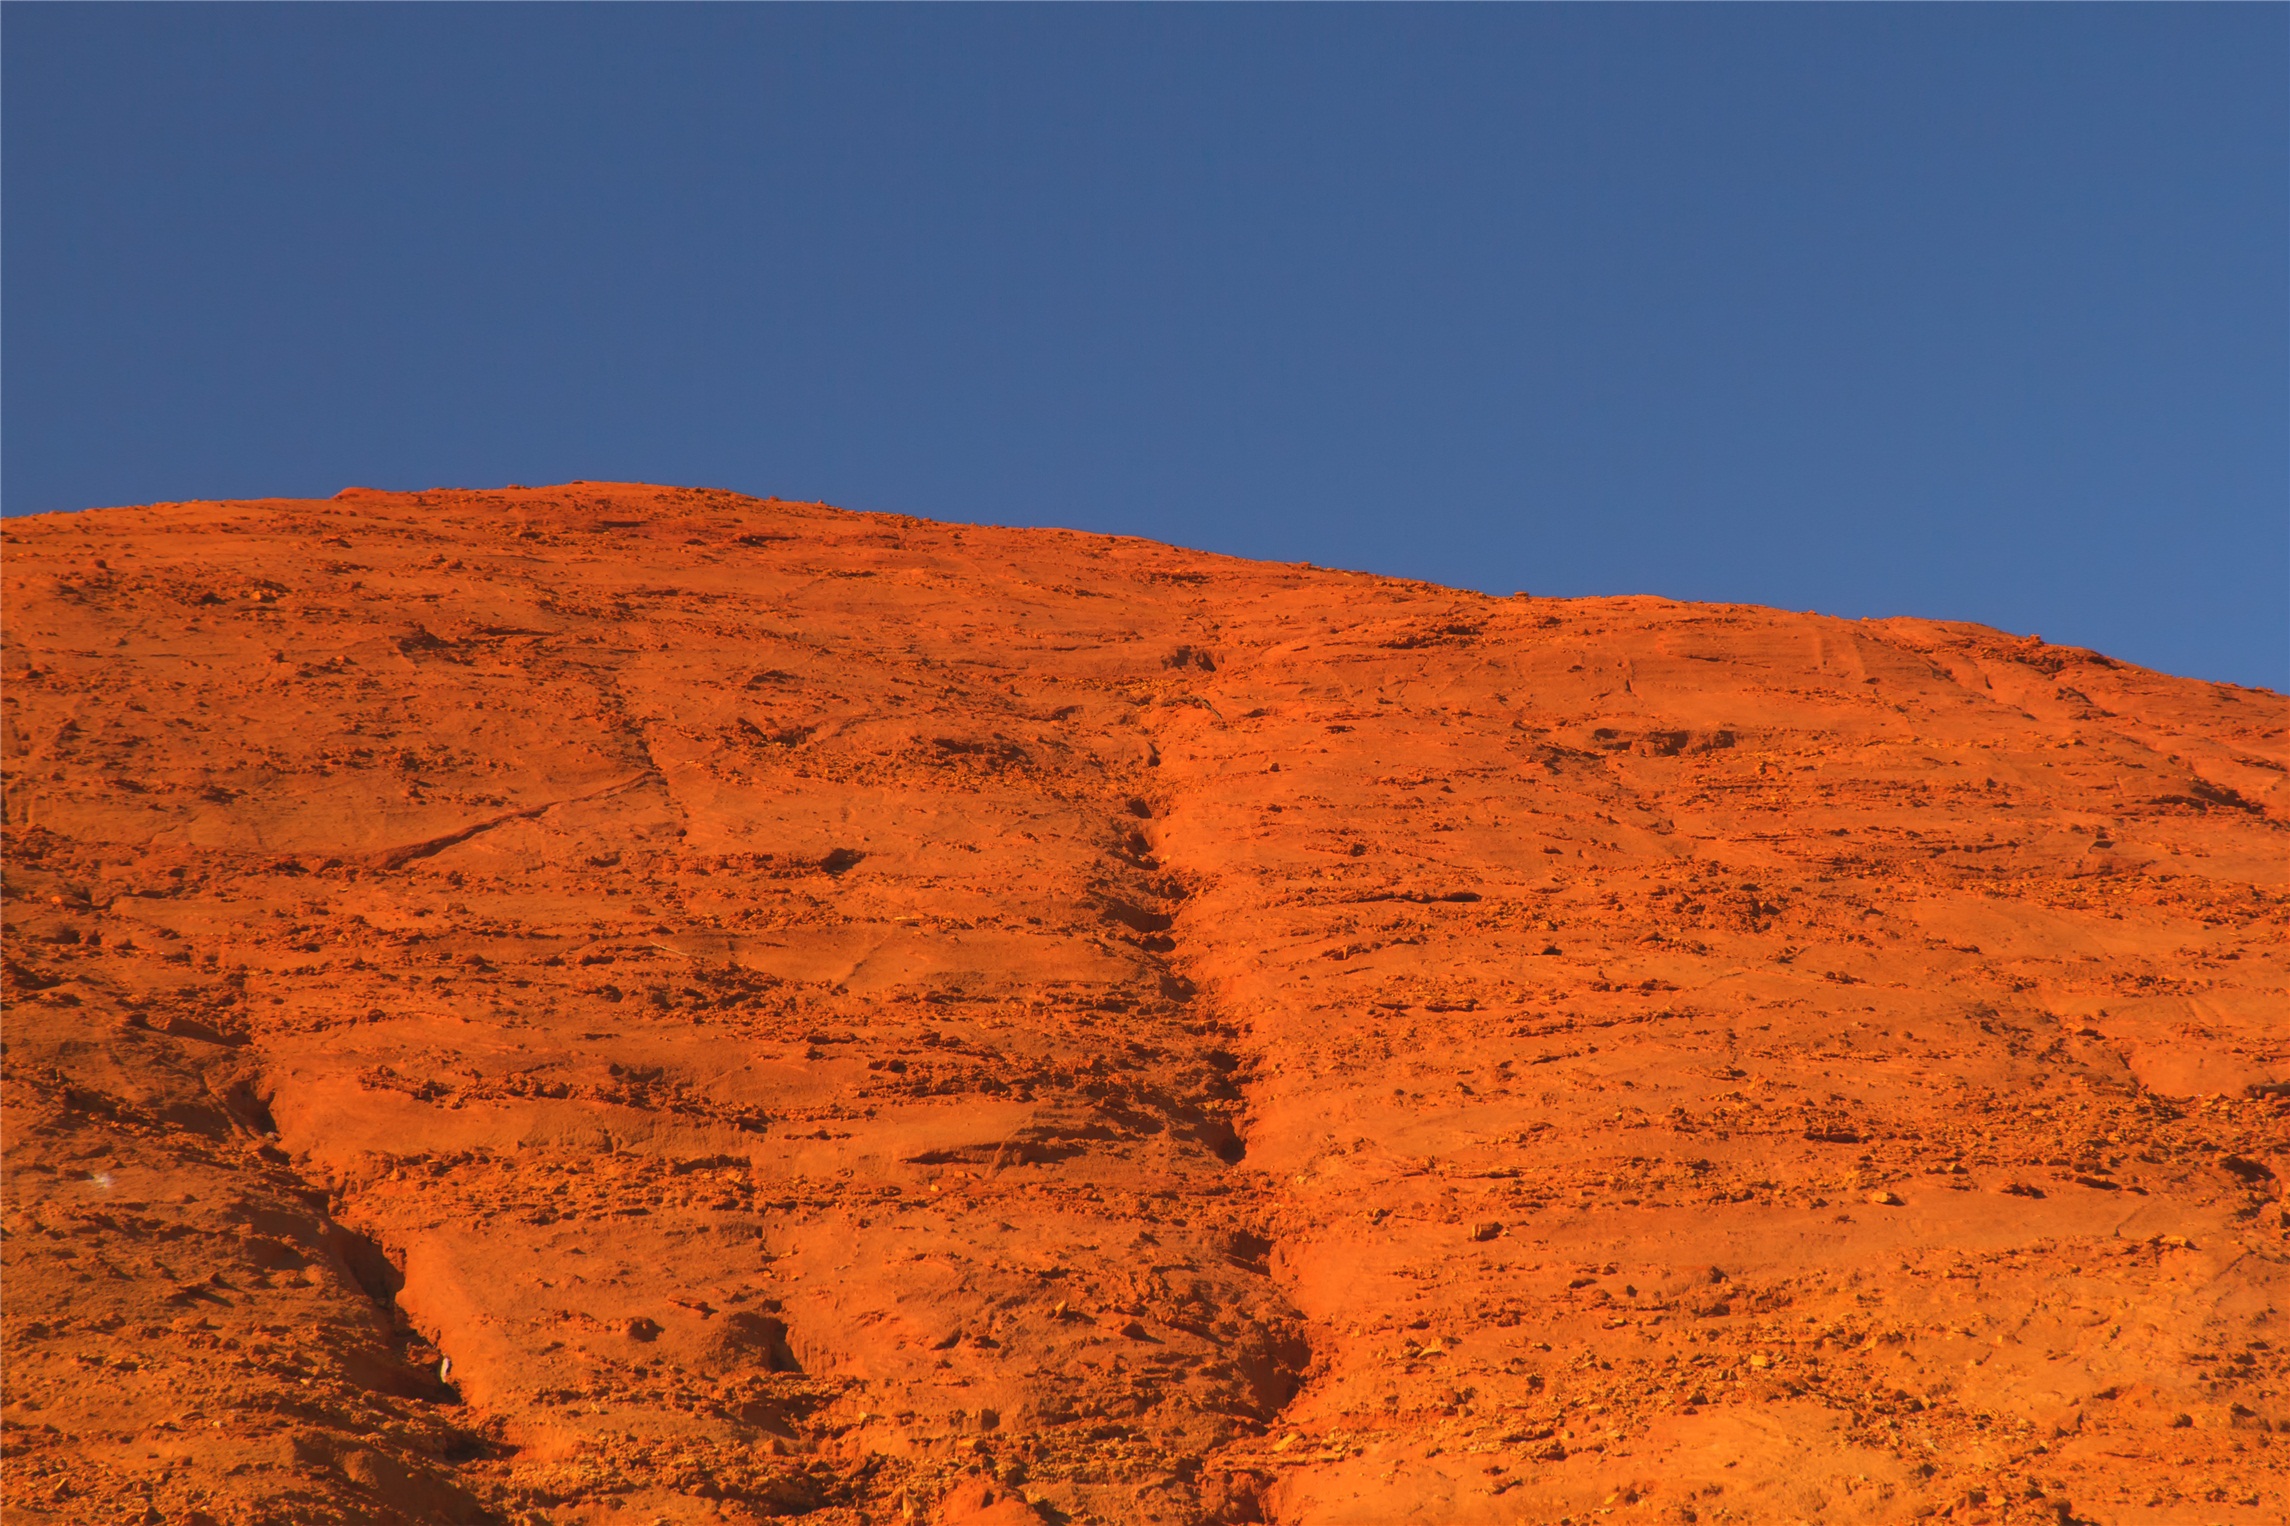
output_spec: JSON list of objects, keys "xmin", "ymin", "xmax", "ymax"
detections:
[{"xmin": 4, "ymin": 482, "xmax": 2286, "ymax": 1526}]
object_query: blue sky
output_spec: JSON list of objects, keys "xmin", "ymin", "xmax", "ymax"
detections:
[{"xmin": 6, "ymin": 6, "xmax": 2283, "ymax": 688}]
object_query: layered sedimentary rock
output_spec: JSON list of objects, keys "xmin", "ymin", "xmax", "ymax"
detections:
[{"xmin": 4, "ymin": 483, "xmax": 2286, "ymax": 1526}]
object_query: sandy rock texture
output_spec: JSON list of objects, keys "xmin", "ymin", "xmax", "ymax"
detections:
[{"xmin": 4, "ymin": 482, "xmax": 2287, "ymax": 1526}]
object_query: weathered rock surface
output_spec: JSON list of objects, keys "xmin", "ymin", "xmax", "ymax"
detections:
[{"xmin": 4, "ymin": 482, "xmax": 2286, "ymax": 1525}]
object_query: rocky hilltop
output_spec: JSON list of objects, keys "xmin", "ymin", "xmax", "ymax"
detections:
[{"xmin": 4, "ymin": 483, "xmax": 2286, "ymax": 1526}]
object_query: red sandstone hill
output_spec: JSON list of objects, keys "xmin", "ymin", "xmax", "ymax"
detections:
[{"xmin": 4, "ymin": 482, "xmax": 2286, "ymax": 1526}]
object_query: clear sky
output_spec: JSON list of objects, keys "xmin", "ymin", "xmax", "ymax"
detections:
[{"xmin": 6, "ymin": 6, "xmax": 2284, "ymax": 688}]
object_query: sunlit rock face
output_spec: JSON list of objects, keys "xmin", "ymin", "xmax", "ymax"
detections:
[{"xmin": 5, "ymin": 482, "xmax": 2285, "ymax": 1525}]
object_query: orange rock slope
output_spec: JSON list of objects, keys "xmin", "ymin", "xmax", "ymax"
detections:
[{"xmin": 4, "ymin": 483, "xmax": 2287, "ymax": 1526}]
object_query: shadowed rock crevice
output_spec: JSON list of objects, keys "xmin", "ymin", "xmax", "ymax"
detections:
[{"xmin": 0, "ymin": 919, "xmax": 503, "ymax": 1524}]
